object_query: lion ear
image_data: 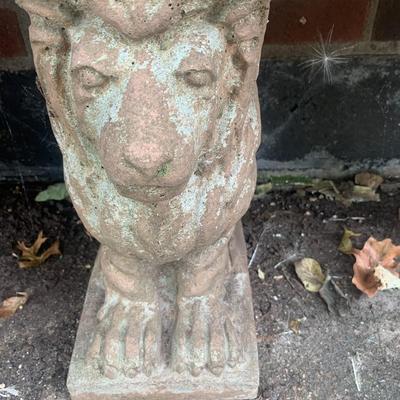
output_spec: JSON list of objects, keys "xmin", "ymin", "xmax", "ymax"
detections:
[
  {"xmin": 16, "ymin": 0, "xmax": 71, "ymax": 22},
  {"xmin": 16, "ymin": 0, "xmax": 74, "ymax": 46},
  {"xmin": 218, "ymin": 0, "xmax": 270, "ymax": 65},
  {"xmin": 214, "ymin": 1, "xmax": 270, "ymax": 137}
]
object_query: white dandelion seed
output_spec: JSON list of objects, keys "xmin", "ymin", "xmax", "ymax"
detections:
[{"xmin": 301, "ymin": 25, "xmax": 353, "ymax": 84}]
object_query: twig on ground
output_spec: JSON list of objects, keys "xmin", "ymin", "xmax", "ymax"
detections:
[
  {"xmin": 329, "ymin": 216, "xmax": 366, "ymax": 222},
  {"xmin": 282, "ymin": 266, "xmax": 307, "ymax": 302},
  {"xmin": 273, "ymin": 254, "xmax": 299, "ymax": 269},
  {"xmin": 350, "ymin": 353, "xmax": 362, "ymax": 392},
  {"xmin": 249, "ymin": 243, "xmax": 260, "ymax": 269}
]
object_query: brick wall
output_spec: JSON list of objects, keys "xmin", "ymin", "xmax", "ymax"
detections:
[
  {"xmin": 1, "ymin": 0, "xmax": 400, "ymax": 70},
  {"xmin": 0, "ymin": 0, "xmax": 32, "ymax": 71},
  {"xmin": 263, "ymin": 0, "xmax": 400, "ymax": 57}
]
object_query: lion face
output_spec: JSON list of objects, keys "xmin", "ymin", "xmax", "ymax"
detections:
[{"xmin": 68, "ymin": 16, "xmax": 235, "ymax": 203}]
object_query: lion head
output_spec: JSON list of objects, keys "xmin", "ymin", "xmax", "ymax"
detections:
[{"xmin": 17, "ymin": 0, "xmax": 269, "ymax": 204}]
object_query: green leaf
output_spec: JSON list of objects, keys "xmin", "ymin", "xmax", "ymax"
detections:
[{"xmin": 35, "ymin": 183, "xmax": 69, "ymax": 202}]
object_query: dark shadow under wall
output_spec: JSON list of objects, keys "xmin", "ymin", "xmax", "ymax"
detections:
[{"xmin": 0, "ymin": 70, "xmax": 63, "ymax": 182}]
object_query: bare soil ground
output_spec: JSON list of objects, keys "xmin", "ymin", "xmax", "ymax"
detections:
[{"xmin": 0, "ymin": 183, "xmax": 399, "ymax": 400}]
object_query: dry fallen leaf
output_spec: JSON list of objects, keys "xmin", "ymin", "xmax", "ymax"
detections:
[
  {"xmin": 0, "ymin": 292, "xmax": 28, "ymax": 318},
  {"xmin": 352, "ymin": 237, "xmax": 400, "ymax": 297},
  {"xmin": 289, "ymin": 319, "xmax": 301, "ymax": 334},
  {"xmin": 373, "ymin": 265, "xmax": 400, "ymax": 291},
  {"xmin": 350, "ymin": 185, "xmax": 380, "ymax": 203},
  {"xmin": 257, "ymin": 267, "xmax": 265, "ymax": 281},
  {"xmin": 294, "ymin": 258, "xmax": 326, "ymax": 292},
  {"xmin": 338, "ymin": 227, "xmax": 361, "ymax": 255},
  {"xmin": 17, "ymin": 231, "xmax": 61, "ymax": 269},
  {"xmin": 306, "ymin": 180, "xmax": 342, "ymax": 201},
  {"xmin": 254, "ymin": 183, "xmax": 273, "ymax": 199},
  {"xmin": 355, "ymin": 172, "xmax": 383, "ymax": 191},
  {"xmin": 294, "ymin": 259, "xmax": 348, "ymax": 314},
  {"xmin": 319, "ymin": 275, "xmax": 349, "ymax": 315}
]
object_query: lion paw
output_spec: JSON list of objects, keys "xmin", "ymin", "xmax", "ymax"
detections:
[
  {"xmin": 86, "ymin": 290, "xmax": 162, "ymax": 379},
  {"xmin": 171, "ymin": 295, "xmax": 244, "ymax": 376}
]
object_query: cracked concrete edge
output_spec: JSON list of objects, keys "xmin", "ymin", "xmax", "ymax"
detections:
[{"xmin": 257, "ymin": 154, "xmax": 400, "ymax": 181}]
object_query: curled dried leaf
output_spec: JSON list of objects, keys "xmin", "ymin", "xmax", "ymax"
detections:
[
  {"xmin": 374, "ymin": 265, "xmax": 400, "ymax": 291},
  {"xmin": 0, "ymin": 292, "xmax": 29, "ymax": 318},
  {"xmin": 338, "ymin": 227, "xmax": 361, "ymax": 255},
  {"xmin": 355, "ymin": 172, "xmax": 383, "ymax": 191},
  {"xmin": 17, "ymin": 231, "xmax": 61, "ymax": 269},
  {"xmin": 319, "ymin": 275, "xmax": 349, "ymax": 315},
  {"xmin": 352, "ymin": 237, "xmax": 400, "ymax": 297},
  {"xmin": 294, "ymin": 258, "xmax": 326, "ymax": 292}
]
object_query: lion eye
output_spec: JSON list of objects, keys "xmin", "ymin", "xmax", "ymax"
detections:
[
  {"xmin": 75, "ymin": 66, "xmax": 109, "ymax": 89},
  {"xmin": 182, "ymin": 70, "xmax": 214, "ymax": 88}
]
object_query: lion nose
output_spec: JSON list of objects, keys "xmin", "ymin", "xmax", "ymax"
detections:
[{"xmin": 123, "ymin": 142, "xmax": 172, "ymax": 178}]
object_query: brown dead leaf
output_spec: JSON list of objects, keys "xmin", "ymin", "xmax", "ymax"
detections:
[
  {"xmin": 352, "ymin": 237, "xmax": 400, "ymax": 297},
  {"xmin": 355, "ymin": 172, "xmax": 383, "ymax": 191},
  {"xmin": 0, "ymin": 292, "xmax": 28, "ymax": 318},
  {"xmin": 17, "ymin": 231, "xmax": 61, "ymax": 269},
  {"xmin": 289, "ymin": 319, "xmax": 301, "ymax": 334},
  {"xmin": 319, "ymin": 275, "xmax": 349, "ymax": 315},
  {"xmin": 338, "ymin": 227, "xmax": 361, "ymax": 255},
  {"xmin": 373, "ymin": 265, "xmax": 400, "ymax": 291}
]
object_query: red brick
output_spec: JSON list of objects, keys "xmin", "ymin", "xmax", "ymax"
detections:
[
  {"xmin": 264, "ymin": 0, "xmax": 372, "ymax": 44},
  {"xmin": 373, "ymin": 0, "xmax": 400, "ymax": 41},
  {"xmin": 0, "ymin": 8, "xmax": 27, "ymax": 58}
]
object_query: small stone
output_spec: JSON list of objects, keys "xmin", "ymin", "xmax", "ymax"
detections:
[{"xmin": 299, "ymin": 16, "xmax": 307, "ymax": 25}]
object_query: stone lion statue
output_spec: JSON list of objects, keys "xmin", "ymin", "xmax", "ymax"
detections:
[{"xmin": 17, "ymin": 0, "xmax": 269, "ymax": 397}]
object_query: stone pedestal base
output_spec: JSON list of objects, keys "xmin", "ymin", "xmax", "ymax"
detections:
[{"xmin": 67, "ymin": 225, "xmax": 259, "ymax": 400}]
